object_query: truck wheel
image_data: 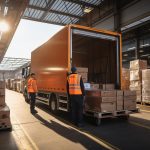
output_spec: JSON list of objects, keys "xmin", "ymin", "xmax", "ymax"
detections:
[
  {"xmin": 95, "ymin": 118, "xmax": 101, "ymax": 126},
  {"xmin": 49, "ymin": 95, "xmax": 58, "ymax": 114}
]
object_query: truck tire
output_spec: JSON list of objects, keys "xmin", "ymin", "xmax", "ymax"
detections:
[
  {"xmin": 49, "ymin": 95, "xmax": 58, "ymax": 114},
  {"xmin": 95, "ymin": 118, "xmax": 101, "ymax": 126}
]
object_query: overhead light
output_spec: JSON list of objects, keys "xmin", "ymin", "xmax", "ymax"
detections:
[
  {"xmin": 128, "ymin": 47, "xmax": 136, "ymax": 50},
  {"xmin": 141, "ymin": 43, "xmax": 150, "ymax": 47},
  {"xmin": 0, "ymin": 21, "xmax": 9, "ymax": 32},
  {"xmin": 123, "ymin": 54, "xmax": 128, "ymax": 56},
  {"xmin": 139, "ymin": 50, "xmax": 144, "ymax": 53},
  {"xmin": 84, "ymin": 7, "xmax": 93, "ymax": 13}
]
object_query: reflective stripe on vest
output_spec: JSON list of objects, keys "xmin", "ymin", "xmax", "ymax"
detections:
[
  {"xmin": 68, "ymin": 74, "xmax": 82, "ymax": 95},
  {"xmin": 27, "ymin": 78, "xmax": 35, "ymax": 92}
]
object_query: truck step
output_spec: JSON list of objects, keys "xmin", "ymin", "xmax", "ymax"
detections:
[
  {"xmin": 59, "ymin": 100, "xmax": 68, "ymax": 104},
  {"xmin": 36, "ymin": 96, "xmax": 48, "ymax": 102},
  {"xmin": 58, "ymin": 107, "xmax": 68, "ymax": 112}
]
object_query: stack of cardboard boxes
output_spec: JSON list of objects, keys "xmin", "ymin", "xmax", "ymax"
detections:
[
  {"xmin": 142, "ymin": 69, "xmax": 150, "ymax": 104},
  {"xmin": 0, "ymin": 81, "xmax": 11, "ymax": 130},
  {"xmin": 122, "ymin": 68, "xmax": 130, "ymax": 90},
  {"xmin": 129, "ymin": 60, "xmax": 147, "ymax": 103},
  {"xmin": 77, "ymin": 67, "xmax": 88, "ymax": 83}
]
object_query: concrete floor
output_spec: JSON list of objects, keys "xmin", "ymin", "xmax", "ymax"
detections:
[{"xmin": 0, "ymin": 89, "xmax": 150, "ymax": 150}]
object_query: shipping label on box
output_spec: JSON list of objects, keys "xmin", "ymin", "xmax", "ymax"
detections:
[
  {"xmin": 0, "ymin": 81, "xmax": 5, "ymax": 89},
  {"xmin": 123, "ymin": 90, "xmax": 136, "ymax": 96},
  {"xmin": 0, "ymin": 89, "xmax": 5, "ymax": 96}
]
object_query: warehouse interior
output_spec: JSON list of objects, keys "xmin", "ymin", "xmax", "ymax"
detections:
[{"xmin": 0, "ymin": 0, "xmax": 150, "ymax": 150}]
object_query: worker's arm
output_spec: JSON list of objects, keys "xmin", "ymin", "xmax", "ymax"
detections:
[
  {"xmin": 32, "ymin": 80, "xmax": 38, "ymax": 92},
  {"xmin": 80, "ymin": 77, "xmax": 85, "ymax": 96}
]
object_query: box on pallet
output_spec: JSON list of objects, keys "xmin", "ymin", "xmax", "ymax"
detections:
[
  {"xmin": 100, "ymin": 97, "xmax": 116, "ymax": 103},
  {"xmin": 123, "ymin": 90, "xmax": 136, "ymax": 96},
  {"xmin": 0, "ymin": 96, "xmax": 5, "ymax": 107},
  {"xmin": 0, "ymin": 118, "xmax": 11, "ymax": 129},
  {"xmin": 130, "ymin": 70, "xmax": 141, "ymax": 81},
  {"xmin": 122, "ymin": 68, "xmax": 130, "ymax": 90},
  {"xmin": 101, "ymin": 102, "xmax": 116, "ymax": 112},
  {"xmin": 0, "ymin": 89, "xmax": 5, "ymax": 96},
  {"xmin": 0, "ymin": 105, "xmax": 10, "ymax": 119},
  {"xmin": 124, "ymin": 100, "xmax": 136, "ymax": 110},
  {"xmin": 90, "ymin": 84, "xmax": 99, "ymax": 89},
  {"xmin": 99, "ymin": 84, "xmax": 114, "ymax": 90},
  {"xmin": 130, "ymin": 60, "xmax": 147, "ymax": 70},
  {"xmin": 142, "ymin": 80, "xmax": 150, "ymax": 89},
  {"xmin": 0, "ymin": 81, "xmax": 5, "ymax": 89},
  {"xmin": 142, "ymin": 69, "xmax": 150, "ymax": 80}
]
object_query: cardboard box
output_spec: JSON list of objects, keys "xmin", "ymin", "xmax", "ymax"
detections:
[
  {"xmin": 0, "ymin": 105, "xmax": 10, "ymax": 119},
  {"xmin": 136, "ymin": 96, "xmax": 142, "ymax": 102},
  {"xmin": 130, "ymin": 70, "xmax": 141, "ymax": 81},
  {"xmin": 124, "ymin": 95, "xmax": 136, "ymax": 101},
  {"xmin": 101, "ymin": 102, "xmax": 116, "ymax": 112},
  {"xmin": 0, "ymin": 118, "xmax": 11, "ymax": 128},
  {"xmin": 99, "ymin": 84, "xmax": 114, "ymax": 90},
  {"xmin": 0, "ymin": 96, "xmax": 5, "ymax": 106},
  {"xmin": 130, "ymin": 59, "xmax": 147, "ymax": 70},
  {"xmin": 122, "ymin": 68, "xmax": 130, "ymax": 90},
  {"xmin": 76, "ymin": 67, "xmax": 88, "ymax": 73},
  {"xmin": 123, "ymin": 90, "xmax": 136, "ymax": 96},
  {"xmin": 124, "ymin": 100, "xmax": 136, "ymax": 110},
  {"xmin": 117, "ymin": 96, "xmax": 123, "ymax": 101},
  {"xmin": 142, "ymin": 69, "xmax": 150, "ymax": 80},
  {"xmin": 90, "ymin": 84, "xmax": 99, "ymax": 89},
  {"xmin": 116, "ymin": 90, "xmax": 123, "ymax": 96},
  {"xmin": 117, "ymin": 105, "xmax": 123, "ymax": 111},
  {"xmin": 142, "ymin": 90, "xmax": 150, "ymax": 97},
  {"xmin": 100, "ymin": 97, "xmax": 116, "ymax": 103},
  {"xmin": 0, "ymin": 89, "xmax": 5, "ymax": 96},
  {"xmin": 142, "ymin": 80, "xmax": 150, "ymax": 89},
  {"xmin": 142, "ymin": 96, "xmax": 150, "ymax": 103},
  {"xmin": 0, "ymin": 81, "xmax": 5, "ymax": 89}
]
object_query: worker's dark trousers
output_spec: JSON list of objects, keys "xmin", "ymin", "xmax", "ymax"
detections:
[
  {"xmin": 70, "ymin": 95, "xmax": 84, "ymax": 125},
  {"xmin": 29, "ymin": 93, "xmax": 36, "ymax": 112}
]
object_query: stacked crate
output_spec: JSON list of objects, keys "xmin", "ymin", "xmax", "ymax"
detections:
[
  {"xmin": 77, "ymin": 67, "xmax": 88, "ymax": 83},
  {"xmin": 129, "ymin": 60, "xmax": 147, "ymax": 103},
  {"xmin": 0, "ymin": 81, "xmax": 11, "ymax": 130},
  {"xmin": 142, "ymin": 69, "xmax": 150, "ymax": 104},
  {"xmin": 85, "ymin": 90, "xmax": 116, "ymax": 113},
  {"xmin": 122, "ymin": 68, "xmax": 130, "ymax": 90},
  {"xmin": 123, "ymin": 90, "xmax": 136, "ymax": 110},
  {"xmin": 116, "ymin": 90, "xmax": 123, "ymax": 111}
]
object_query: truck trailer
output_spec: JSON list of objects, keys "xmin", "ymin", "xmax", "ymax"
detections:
[{"xmin": 22, "ymin": 24, "xmax": 122, "ymax": 117}]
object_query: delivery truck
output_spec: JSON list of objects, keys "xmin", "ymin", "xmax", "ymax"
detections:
[{"xmin": 22, "ymin": 24, "xmax": 128, "ymax": 124}]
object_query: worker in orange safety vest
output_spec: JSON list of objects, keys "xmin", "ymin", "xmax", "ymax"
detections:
[
  {"xmin": 27, "ymin": 73, "xmax": 38, "ymax": 114},
  {"xmin": 67, "ymin": 67, "xmax": 85, "ymax": 127}
]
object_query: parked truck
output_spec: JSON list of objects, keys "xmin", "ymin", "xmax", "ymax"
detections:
[{"xmin": 22, "ymin": 24, "xmax": 124, "ymax": 123}]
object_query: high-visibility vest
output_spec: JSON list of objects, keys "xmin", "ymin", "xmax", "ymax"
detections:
[
  {"xmin": 27, "ymin": 78, "xmax": 37, "ymax": 93},
  {"xmin": 68, "ymin": 74, "xmax": 82, "ymax": 95}
]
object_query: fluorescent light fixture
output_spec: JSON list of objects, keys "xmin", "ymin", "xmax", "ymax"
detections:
[
  {"xmin": 141, "ymin": 43, "xmax": 150, "ymax": 47},
  {"xmin": 84, "ymin": 7, "xmax": 93, "ymax": 13},
  {"xmin": 123, "ymin": 54, "xmax": 128, "ymax": 56},
  {"xmin": 139, "ymin": 50, "xmax": 144, "ymax": 53},
  {"xmin": 128, "ymin": 47, "xmax": 136, "ymax": 50},
  {"xmin": 0, "ymin": 21, "xmax": 9, "ymax": 32}
]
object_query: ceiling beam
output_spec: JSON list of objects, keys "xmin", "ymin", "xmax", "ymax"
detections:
[
  {"xmin": 62, "ymin": 0, "xmax": 99, "ymax": 9},
  {"xmin": 27, "ymin": 5, "xmax": 82, "ymax": 19},
  {"xmin": 22, "ymin": 16, "xmax": 65, "ymax": 26}
]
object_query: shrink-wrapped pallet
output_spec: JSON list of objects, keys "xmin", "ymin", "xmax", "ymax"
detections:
[{"xmin": 99, "ymin": 84, "xmax": 115, "ymax": 90}]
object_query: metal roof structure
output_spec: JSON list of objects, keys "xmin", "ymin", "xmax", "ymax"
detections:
[
  {"xmin": 0, "ymin": 57, "xmax": 30, "ymax": 71},
  {"xmin": 22, "ymin": 0, "xmax": 103, "ymax": 26}
]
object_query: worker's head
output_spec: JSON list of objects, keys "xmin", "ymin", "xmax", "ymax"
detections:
[
  {"xmin": 71, "ymin": 66, "xmax": 77, "ymax": 73},
  {"xmin": 30, "ymin": 73, "xmax": 36, "ymax": 78}
]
